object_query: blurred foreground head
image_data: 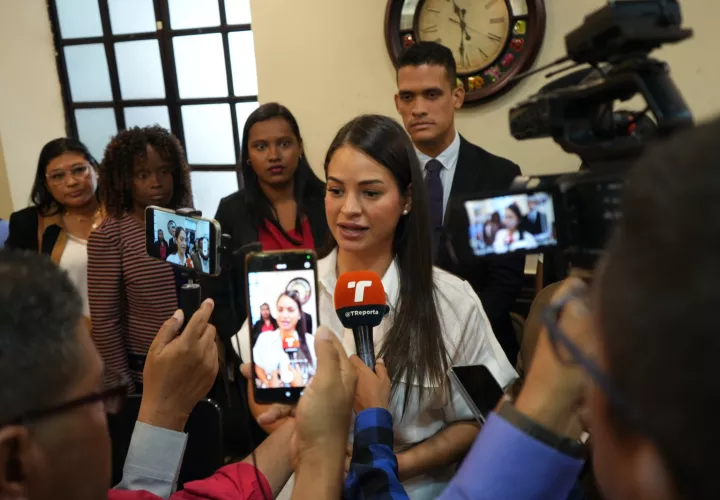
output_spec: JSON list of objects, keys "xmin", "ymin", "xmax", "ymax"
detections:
[
  {"xmin": 0, "ymin": 251, "xmax": 110, "ymax": 500},
  {"xmin": 591, "ymin": 117, "xmax": 720, "ymax": 500}
]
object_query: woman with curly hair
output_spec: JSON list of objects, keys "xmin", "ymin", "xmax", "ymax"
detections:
[{"xmin": 87, "ymin": 126, "xmax": 193, "ymax": 391}]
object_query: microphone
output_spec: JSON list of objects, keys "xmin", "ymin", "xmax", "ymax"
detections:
[
  {"xmin": 283, "ymin": 335, "xmax": 300, "ymax": 362},
  {"xmin": 334, "ymin": 271, "xmax": 386, "ymax": 371}
]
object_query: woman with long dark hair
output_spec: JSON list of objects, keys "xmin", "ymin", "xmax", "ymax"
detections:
[
  {"xmin": 252, "ymin": 291, "xmax": 316, "ymax": 388},
  {"xmin": 7, "ymin": 138, "xmax": 103, "ymax": 320},
  {"xmin": 493, "ymin": 203, "xmax": 537, "ymax": 254},
  {"xmin": 211, "ymin": 103, "xmax": 328, "ymax": 345},
  {"xmin": 87, "ymin": 126, "xmax": 193, "ymax": 390},
  {"xmin": 252, "ymin": 303, "xmax": 279, "ymax": 342},
  {"xmin": 234, "ymin": 115, "xmax": 516, "ymax": 498}
]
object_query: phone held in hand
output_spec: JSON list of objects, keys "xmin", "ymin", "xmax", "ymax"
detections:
[
  {"xmin": 246, "ymin": 250, "xmax": 320, "ymax": 403},
  {"xmin": 144, "ymin": 206, "xmax": 221, "ymax": 276},
  {"xmin": 448, "ymin": 364, "xmax": 509, "ymax": 424}
]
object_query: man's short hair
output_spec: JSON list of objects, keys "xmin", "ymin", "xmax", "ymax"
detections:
[
  {"xmin": 397, "ymin": 41, "xmax": 458, "ymax": 88},
  {"xmin": 0, "ymin": 251, "xmax": 85, "ymax": 424},
  {"xmin": 598, "ymin": 117, "xmax": 720, "ymax": 499}
]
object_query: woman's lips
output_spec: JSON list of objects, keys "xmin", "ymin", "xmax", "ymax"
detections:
[
  {"xmin": 268, "ymin": 166, "xmax": 285, "ymax": 176},
  {"xmin": 338, "ymin": 223, "xmax": 368, "ymax": 240}
]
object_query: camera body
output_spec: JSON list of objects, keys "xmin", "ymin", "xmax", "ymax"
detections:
[{"xmin": 450, "ymin": 0, "xmax": 694, "ymax": 270}]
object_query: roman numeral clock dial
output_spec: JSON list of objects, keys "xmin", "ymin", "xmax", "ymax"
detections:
[{"xmin": 385, "ymin": 0, "xmax": 547, "ymax": 105}]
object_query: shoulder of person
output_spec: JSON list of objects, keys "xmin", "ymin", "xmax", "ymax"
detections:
[
  {"xmin": 432, "ymin": 266, "xmax": 479, "ymax": 303},
  {"xmin": 9, "ymin": 206, "xmax": 39, "ymax": 228},
  {"xmin": 459, "ymin": 136, "xmax": 522, "ymax": 176},
  {"xmin": 88, "ymin": 215, "xmax": 125, "ymax": 244}
]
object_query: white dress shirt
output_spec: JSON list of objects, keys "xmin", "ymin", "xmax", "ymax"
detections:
[
  {"xmin": 58, "ymin": 234, "xmax": 90, "ymax": 317},
  {"xmin": 416, "ymin": 131, "xmax": 461, "ymax": 220},
  {"xmin": 233, "ymin": 248, "xmax": 517, "ymax": 499}
]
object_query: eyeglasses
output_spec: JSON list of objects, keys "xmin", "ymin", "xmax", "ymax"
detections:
[
  {"xmin": 46, "ymin": 164, "xmax": 92, "ymax": 185},
  {"xmin": 3, "ymin": 371, "xmax": 130, "ymax": 427},
  {"xmin": 542, "ymin": 289, "xmax": 644, "ymax": 430}
]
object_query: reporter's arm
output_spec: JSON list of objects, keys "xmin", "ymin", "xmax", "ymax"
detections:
[
  {"xmin": 345, "ymin": 408, "xmax": 408, "ymax": 499},
  {"xmin": 114, "ymin": 422, "xmax": 187, "ymax": 498},
  {"xmin": 241, "ymin": 419, "xmax": 295, "ymax": 497},
  {"xmin": 396, "ymin": 421, "xmax": 479, "ymax": 481}
]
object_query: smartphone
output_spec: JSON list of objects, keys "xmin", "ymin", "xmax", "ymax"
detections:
[
  {"xmin": 246, "ymin": 250, "xmax": 319, "ymax": 403},
  {"xmin": 145, "ymin": 206, "xmax": 221, "ymax": 276},
  {"xmin": 449, "ymin": 365, "xmax": 507, "ymax": 423},
  {"xmin": 462, "ymin": 190, "xmax": 558, "ymax": 257}
]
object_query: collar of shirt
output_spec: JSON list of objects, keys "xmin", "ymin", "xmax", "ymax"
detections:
[
  {"xmin": 415, "ymin": 131, "xmax": 461, "ymax": 173},
  {"xmin": 318, "ymin": 248, "xmax": 401, "ymax": 313}
]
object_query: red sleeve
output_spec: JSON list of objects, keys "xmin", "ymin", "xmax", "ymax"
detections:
[
  {"xmin": 171, "ymin": 463, "xmax": 272, "ymax": 500},
  {"xmin": 107, "ymin": 490, "xmax": 162, "ymax": 500}
]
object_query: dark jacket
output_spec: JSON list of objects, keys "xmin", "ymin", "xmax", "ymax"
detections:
[
  {"xmin": 205, "ymin": 189, "xmax": 329, "ymax": 355},
  {"xmin": 7, "ymin": 206, "xmax": 67, "ymax": 258},
  {"xmin": 437, "ymin": 137, "xmax": 526, "ymax": 363}
]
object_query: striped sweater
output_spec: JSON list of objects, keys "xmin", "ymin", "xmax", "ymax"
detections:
[{"xmin": 87, "ymin": 214, "xmax": 178, "ymax": 388}]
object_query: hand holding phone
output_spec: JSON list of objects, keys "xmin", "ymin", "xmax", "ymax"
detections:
[{"xmin": 449, "ymin": 364, "xmax": 508, "ymax": 423}]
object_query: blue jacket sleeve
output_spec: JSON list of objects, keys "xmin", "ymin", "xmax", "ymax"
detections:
[
  {"xmin": 344, "ymin": 408, "xmax": 409, "ymax": 500},
  {"xmin": 439, "ymin": 413, "xmax": 585, "ymax": 500}
]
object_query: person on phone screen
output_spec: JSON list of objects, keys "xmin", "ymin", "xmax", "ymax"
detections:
[
  {"xmin": 191, "ymin": 236, "xmax": 210, "ymax": 273},
  {"xmin": 166, "ymin": 227, "xmax": 193, "ymax": 268},
  {"xmin": 253, "ymin": 291, "xmax": 316, "ymax": 389},
  {"xmin": 88, "ymin": 126, "xmax": 193, "ymax": 392},
  {"xmin": 252, "ymin": 303, "xmax": 279, "ymax": 344},
  {"xmin": 153, "ymin": 229, "xmax": 169, "ymax": 260},
  {"xmin": 493, "ymin": 204, "xmax": 537, "ymax": 254}
]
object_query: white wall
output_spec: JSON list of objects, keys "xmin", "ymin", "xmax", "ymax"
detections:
[
  {"xmin": 0, "ymin": 0, "xmax": 66, "ymax": 215},
  {"xmin": 250, "ymin": 0, "xmax": 720, "ymax": 178}
]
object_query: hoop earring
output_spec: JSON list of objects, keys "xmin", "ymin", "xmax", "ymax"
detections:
[{"xmin": 246, "ymin": 159, "xmax": 252, "ymax": 166}]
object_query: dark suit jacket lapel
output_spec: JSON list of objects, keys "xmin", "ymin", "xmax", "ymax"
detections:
[{"xmin": 448, "ymin": 136, "xmax": 484, "ymax": 200}]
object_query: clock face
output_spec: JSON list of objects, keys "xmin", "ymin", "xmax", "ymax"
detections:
[
  {"xmin": 417, "ymin": 0, "xmax": 511, "ymax": 75},
  {"xmin": 385, "ymin": 0, "xmax": 547, "ymax": 106}
]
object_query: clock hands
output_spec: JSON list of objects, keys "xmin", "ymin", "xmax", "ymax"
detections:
[{"xmin": 449, "ymin": 17, "xmax": 503, "ymax": 44}]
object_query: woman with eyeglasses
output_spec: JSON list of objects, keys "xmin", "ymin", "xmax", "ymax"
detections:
[
  {"xmin": 87, "ymin": 126, "xmax": 193, "ymax": 392},
  {"xmin": 6, "ymin": 138, "xmax": 104, "ymax": 320}
]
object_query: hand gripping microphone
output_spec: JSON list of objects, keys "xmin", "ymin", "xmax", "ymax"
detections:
[
  {"xmin": 283, "ymin": 335, "xmax": 300, "ymax": 363},
  {"xmin": 334, "ymin": 271, "xmax": 386, "ymax": 371}
]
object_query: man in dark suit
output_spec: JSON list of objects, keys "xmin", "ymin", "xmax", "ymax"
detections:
[
  {"xmin": 395, "ymin": 42, "xmax": 525, "ymax": 363},
  {"xmin": 521, "ymin": 196, "xmax": 548, "ymax": 236}
]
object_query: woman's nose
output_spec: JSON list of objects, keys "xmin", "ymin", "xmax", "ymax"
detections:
[{"xmin": 341, "ymin": 194, "xmax": 361, "ymax": 215}]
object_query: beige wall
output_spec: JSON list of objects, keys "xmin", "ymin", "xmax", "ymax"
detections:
[
  {"xmin": 0, "ymin": 0, "xmax": 66, "ymax": 214},
  {"xmin": 0, "ymin": 136, "xmax": 11, "ymax": 218},
  {"xmin": 251, "ymin": 0, "xmax": 720, "ymax": 177}
]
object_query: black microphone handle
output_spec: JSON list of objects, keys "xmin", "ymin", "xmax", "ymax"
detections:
[
  {"xmin": 352, "ymin": 325, "xmax": 376, "ymax": 372},
  {"xmin": 180, "ymin": 282, "xmax": 202, "ymax": 330}
]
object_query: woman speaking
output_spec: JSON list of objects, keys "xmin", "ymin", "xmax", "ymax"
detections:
[
  {"xmin": 165, "ymin": 226, "xmax": 193, "ymax": 268},
  {"xmin": 235, "ymin": 115, "xmax": 516, "ymax": 498},
  {"xmin": 252, "ymin": 291, "xmax": 316, "ymax": 388},
  {"xmin": 493, "ymin": 204, "xmax": 537, "ymax": 254}
]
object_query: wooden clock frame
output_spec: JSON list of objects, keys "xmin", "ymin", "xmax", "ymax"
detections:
[{"xmin": 385, "ymin": 0, "xmax": 547, "ymax": 106}]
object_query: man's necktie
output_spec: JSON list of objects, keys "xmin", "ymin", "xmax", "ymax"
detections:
[{"xmin": 425, "ymin": 159, "xmax": 444, "ymax": 258}]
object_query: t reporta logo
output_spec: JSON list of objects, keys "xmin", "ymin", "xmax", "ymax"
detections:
[
  {"xmin": 347, "ymin": 280, "xmax": 373, "ymax": 303},
  {"xmin": 344, "ymin": 309, "xmax": 381, "ymax": 319}
]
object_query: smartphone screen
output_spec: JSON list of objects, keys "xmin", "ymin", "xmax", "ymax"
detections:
[
  {"xmin": 246, "ymin": 250, "xmax": 319, "ymax": 403},
  {"xmin": 449, "ymin": 364, "xmax": 507, "ymax": 423},
  {"xmin": 145, "ymin": 206, "xmax": 220, "ymax": 276},
  {"xmin": 464, "ymin": 190, "xmax": 557, "ymax": 257}
]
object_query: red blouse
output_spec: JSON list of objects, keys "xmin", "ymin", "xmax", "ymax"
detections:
[{"xmin": 258, "ymin": 218, "xmax": 315, "ymax": 251}]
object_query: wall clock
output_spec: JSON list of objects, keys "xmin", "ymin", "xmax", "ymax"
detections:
[{"xmin": 385, "ymin": 0, "xmax": 547, "ymax": 106}]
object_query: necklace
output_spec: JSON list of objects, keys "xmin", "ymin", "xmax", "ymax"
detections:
[{"xmin": 64, "ymin": 208, "xmax": 103, "ymax": 230}]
